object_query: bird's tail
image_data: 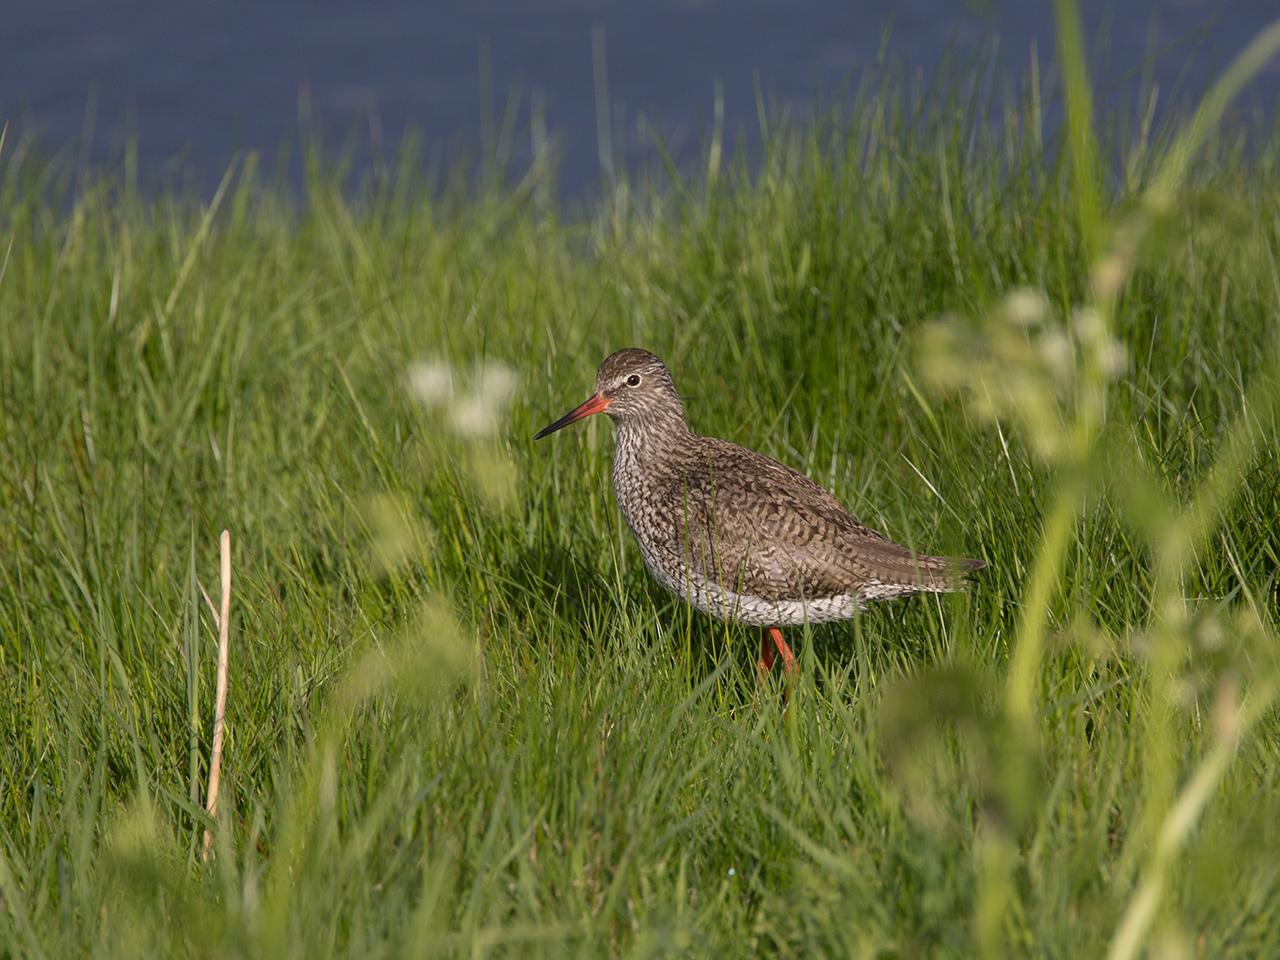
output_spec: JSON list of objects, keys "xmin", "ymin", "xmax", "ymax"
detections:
[{"xmin": 924, "ymin": 555, "xmax": 986, "ymax": 592}]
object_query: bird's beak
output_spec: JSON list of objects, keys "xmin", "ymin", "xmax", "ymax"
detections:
[{"xmin": 534, "ymin": 392, "xmax": 612, "ymax": 439}]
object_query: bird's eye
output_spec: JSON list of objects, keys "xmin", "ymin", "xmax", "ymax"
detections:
[{"xmin": 626, "ymin": 374, "xmax": 641, "ymax": 387}]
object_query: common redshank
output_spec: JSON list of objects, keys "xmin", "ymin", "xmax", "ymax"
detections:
[{"xmin": 535, "ymin": 348, "xmax": 984, "ymax": 676}]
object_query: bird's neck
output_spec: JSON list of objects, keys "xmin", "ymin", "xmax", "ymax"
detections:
[
  {"xmin": 614, "ymin": 410, "xmax": 690, "ymax": 458},
  {"xmin": 611, "ymin": 414, "xmax": 692, "ymax": 527}
]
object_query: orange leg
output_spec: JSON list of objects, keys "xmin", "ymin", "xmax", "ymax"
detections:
[{"xmin": 758, "ymin": 626, "xmax": 798, "ymax": 676}]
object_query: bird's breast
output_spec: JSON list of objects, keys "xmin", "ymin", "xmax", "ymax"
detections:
[
  {"xmin": 611, "ymin": 444, "xmax": 650, "ymax": 536},
  {"xmin": 611, "ymin": 440, "xmax": 682, "ymax": 548}
]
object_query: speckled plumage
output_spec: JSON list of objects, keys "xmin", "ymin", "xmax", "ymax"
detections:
[{"xmin": 542, "ymin": 348, "xmax": 983, "ymax": 628}]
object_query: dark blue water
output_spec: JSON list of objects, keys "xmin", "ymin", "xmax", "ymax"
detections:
[{"xmin": 4, "ymin": 1, "xmax": 1278, "ymax": 196}]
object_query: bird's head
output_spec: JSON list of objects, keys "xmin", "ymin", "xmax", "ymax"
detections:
[{"xmin": 535, "ymin": 347, "xmax": 686, "ymax": 439}]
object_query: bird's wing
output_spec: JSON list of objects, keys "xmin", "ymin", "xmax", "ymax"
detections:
[{"xmin": 666, "ymin": 437, "xmax": 962, "ymax": 601}]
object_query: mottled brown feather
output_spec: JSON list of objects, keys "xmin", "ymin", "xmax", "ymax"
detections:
[{"xmin": 665, "ymin": 437, "xmax": 972, "ymax": 601}]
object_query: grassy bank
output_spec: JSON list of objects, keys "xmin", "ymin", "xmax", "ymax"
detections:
[{"xmin": 3, "ymin": 28, "xmax": 1280, "ymax": 958}]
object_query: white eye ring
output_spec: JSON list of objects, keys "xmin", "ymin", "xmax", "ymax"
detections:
[{"xmin": 626, "ymin": 374, "xmax": 641, "ymax": 387}]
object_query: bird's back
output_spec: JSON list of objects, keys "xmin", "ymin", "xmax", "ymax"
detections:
[{"xmin": 622, "ymin": 432, "xmax": 981, "ymax": 606}]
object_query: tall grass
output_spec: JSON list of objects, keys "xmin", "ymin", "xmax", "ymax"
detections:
[{"xmin": 2, "ymin": 10, "xmax": 1280, "ymax": 957}]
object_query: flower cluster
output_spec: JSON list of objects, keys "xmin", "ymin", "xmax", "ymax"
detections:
[{"xmin": 919, "ymin": 287, "xmax": 1127, "ymax": 463}]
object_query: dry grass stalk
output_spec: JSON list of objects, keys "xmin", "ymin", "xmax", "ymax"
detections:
[{"xmin": 201, "ymin": 529, "xmax": 232, "ymax": 861}]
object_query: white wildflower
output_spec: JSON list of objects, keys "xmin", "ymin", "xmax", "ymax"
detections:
[
  {"xmin": 1102, "ymin": 341, "xmax": 1128, "ymax": 378},
  {"xmin": 1038, "ymin": 330, "xmax": 1074, "ymax": 383},
  {"xmin": 478, "ymin": 360, "xmax": 518, "ymax": 407},
  {"xmin": 1091, "ymin": 253, "xmax": 1128, "ymax": 300},
  {"xmin": 1072, "ymin": 306, "xmax": 1105, "ymax": 344},
  {"xmin": 449, "ymin": 394, "xmax": 498, "ymax": 437},
  {"xmin": 1000, "ymin": 287, "xmax": 1050, "ymax": 328},
  {"xmin": 407, "ymin": 359, "xmax": 455, "ymax": 406}
]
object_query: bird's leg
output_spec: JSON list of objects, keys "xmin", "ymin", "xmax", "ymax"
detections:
[
  {"xmin": 768, "ymin": 626, "xmax": 798, "ymax": 675},
  {"xmin": 757, "ymin": 626, "xmax": 777, "ymax": 675},
  {"xmin": 758, "ymin": 625, "xmax": 797, "ymax": 677}
]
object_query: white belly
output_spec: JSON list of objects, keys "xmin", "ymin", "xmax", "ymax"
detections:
[{"xmin": 631, "ymin": 535, "xmax": 863, "ymax": 627}]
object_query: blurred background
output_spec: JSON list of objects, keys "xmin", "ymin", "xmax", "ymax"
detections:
[
  {"xmin": 4, "ymin": 0, "xmax": 1279, "ymax": 197},
  {"xmin": 2, "ymin": 0, "xmax": 1280, "ymax": 195}
]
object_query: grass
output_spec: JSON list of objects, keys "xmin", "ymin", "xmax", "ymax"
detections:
[{"xmin": 3, "ymin": 14, "xmax": 1280, "ymax": 957}]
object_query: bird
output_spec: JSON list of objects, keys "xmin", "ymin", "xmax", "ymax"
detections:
[{"xmin": 535, "ymin": 348, "xmax": 984, "ymax": 676}]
